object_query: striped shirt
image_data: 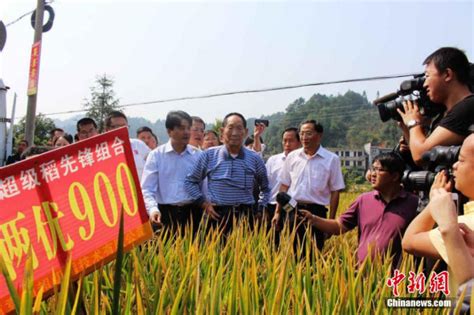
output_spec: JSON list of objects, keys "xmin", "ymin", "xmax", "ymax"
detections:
[{"xmin": 185, "ymin": 145, "xmax": 270, "ymax": 208}]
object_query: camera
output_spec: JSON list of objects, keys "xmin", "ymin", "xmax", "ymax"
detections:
[
  {"xmin": 421, "ymin": 145, "xmax": 460, "ymax": 170},
  {"xmin": 254, "ymin": 119, "xmax": 269, "ymax": 127},
  {"xmin": 402, "ymin": 170, "xmax": 436, "ymax": 192},
  {"xmin": 374, "ymin": 75, "xmax": 445, "ymax": 122},
  {"xmin": 401, "ymin": 145, "xmax": 460, "ymax": 192},
  {"xmin": 375, "ymin": 63, "xmax": 474, "ymax": 122}
]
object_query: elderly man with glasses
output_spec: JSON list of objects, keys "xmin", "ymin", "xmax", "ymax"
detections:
[{"xmin": 185, "ymin": 112, "xmax": 270, "ymax": 235}]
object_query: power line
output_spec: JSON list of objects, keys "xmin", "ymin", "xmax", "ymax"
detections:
[
  {"xmin": 5, "ymin": 9, "xmax": 35, "ymax": 27},
  {"xmin": 5, "ymin": 0, "xmax": 54, "ymax": 27},
  {"xmin": 42, "ymin": 72, "xmax": 417, "ymax": 117}
]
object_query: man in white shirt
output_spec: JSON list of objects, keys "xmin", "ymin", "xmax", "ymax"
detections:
[
  {"xmin": 141, "ymin": 110, "xmax": 201, "ymax": 234},
  {"xmin": 266, "ymin": 127, "xmax": 301, "ymax": 224},
  {"xmin": 272, "ymin": 120, "xmax": 345, "ymax": 252},
  {"xmin": 104, "ymin": 111, "xmax": 150, "ymax": 181},
  {"xmin": 189, "ymin": 116, "xmax": 205, "ymax": 150}
]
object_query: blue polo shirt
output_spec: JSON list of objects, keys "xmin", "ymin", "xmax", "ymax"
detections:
[{"xmin": 185, "ymin": 145, "xmax": 269, "ymax": 209}]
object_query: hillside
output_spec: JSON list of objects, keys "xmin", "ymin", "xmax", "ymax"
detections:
[{"xmin": 53, "ymin": 90, "xmax": 401, "ymax": 152}]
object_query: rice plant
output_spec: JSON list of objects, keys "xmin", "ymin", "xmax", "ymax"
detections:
[{"xmin": 4, "ymin": 193, "xmax": 463, "ymax": 314}]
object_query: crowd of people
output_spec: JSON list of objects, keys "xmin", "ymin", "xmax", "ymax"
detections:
[{"xmin": 3, "ymin": 47, "xmax": 474, "ymax": 310}]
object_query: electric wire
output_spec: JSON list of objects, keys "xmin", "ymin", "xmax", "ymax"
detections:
[
  {"xmin": 41, "ymin": 73, "xmax": 417, "ymax": 117},
  {"xmin": 5, "ymin": 0, "xmax": 54, "ymax": 27}
]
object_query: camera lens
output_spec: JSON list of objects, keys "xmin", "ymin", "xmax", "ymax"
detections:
[
  {"xmin": 377, "ymin": 99, "xmax": 404, "ymax": 122},
  {"xmin": 421, "ymin": 146, "xmax": 460, "ymax": 168},
  {"xmin": 402, "ymin": 170, "xmax": 436, "ymax": 192}
]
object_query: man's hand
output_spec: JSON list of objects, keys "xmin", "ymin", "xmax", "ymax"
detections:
[
  {"xmin": 150, "ymin": 211, "xmax": 163, "ymax": 229},
  {"xmin": 459, "ymin": 223, "xmax": 474, "ymax": 258},
  {"xmin": 428, "ymin": 188, "xmax": 457, "ymax": 229},
  {"xmin": 203, "ymin": 202, "xmax": 220, "ymax": 220},
  {"xmin": 271, "ymin": 212, "xmax": 281, "ymax": 230},
  {"xmin": 252, "ymin": 123, "xmax": 266, "ymax": 152},
  {"xmin": 429, "ymin": 171, "xmax": 453, "ymax": 200},
  {"xmin": 398, "ymin": 136, "xmax": 410, "ymax": 153},
  {"xmin": 254, "ymin": 123, "xmax": 266, "ymax": 138},
  {"xmin": 397, "ymin": 99, "xmax": 423, "ymax": 126},
  {"xmin": 298, "ymin": 209, "xmax": 316, "ymax": 225}
]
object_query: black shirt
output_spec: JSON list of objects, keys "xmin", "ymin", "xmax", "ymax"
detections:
[
  {"xmin": 438, "ymin": 94, "xmax": 474, "ymax": 136},
  {"xmin": 6, "ymin": 153, "xmax": 21, "ymax": 165}
]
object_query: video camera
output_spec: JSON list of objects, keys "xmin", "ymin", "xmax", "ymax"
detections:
[
  {"xmin": 374, "ymin": 63, "xmax": 474, "ymax": 122},
  {"xmin": 373, "ymin": 75, "xmax": 445, "ymax": 122},
  {"xmin": 402, "ymin": 145, "xmax": 460, "ymax": 192}
]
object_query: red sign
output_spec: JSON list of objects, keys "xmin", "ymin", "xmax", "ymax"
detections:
[
  {"xmin": 0, "ymin": 127, "xmax": 153, "ymax": 313},
  {"xmin": 27, "ymin": 41, "xmax": 41, "ymax": 96}
]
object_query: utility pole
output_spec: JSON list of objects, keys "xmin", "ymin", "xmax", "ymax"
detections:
[
  {"xmin": 6, "ymin": 93, "xmax": 17, "ymax": 162},
  {"xmin": 24, "ymin": 0, "xmax": 45, "ymax": 146},
  {"xmin": 0, "ymin": 79, "xmax": 8, "ymax": 166}
]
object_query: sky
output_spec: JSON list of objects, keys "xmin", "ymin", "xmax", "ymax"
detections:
[{"xmin": 1, "ymin": 0, "xmax": 473, "ymax": 125}]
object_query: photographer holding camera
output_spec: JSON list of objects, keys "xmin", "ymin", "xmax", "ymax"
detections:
[
  {"xmin": 397, "ymin": 47, "xmax": 473, "ymax": 166},
  {"xmin": 403, "ymin": 134, "xmax": 474, "ymax": 308}
]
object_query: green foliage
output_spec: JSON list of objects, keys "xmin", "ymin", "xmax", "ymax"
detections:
[
  {"xmin": 211, "ymin": 119, "xmax": 223, "ymax": 134},
  {"xmin": 14, "ymin": 113, "xmax": 56, "ymax": 146},
  {"xmin": 83, "ymin": 74, "xmax": 121, "ymax": 133},
  {"xmin": 262, "ymin": 91, "xmax": 401, "ymax": 154},
  {"xmin": 342, "ymin": 167, "xmax": 371, "ymax": 192}
]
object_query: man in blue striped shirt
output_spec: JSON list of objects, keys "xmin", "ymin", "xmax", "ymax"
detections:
[{"xmin": 185, "ymin": 112, "xmax": 270, "ymax": 234}]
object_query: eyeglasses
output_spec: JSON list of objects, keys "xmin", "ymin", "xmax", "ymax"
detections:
[
  {"xmin": 299, "ymin": 131, "xmax": 317, "ymax": 137},
  {"xmin": 371, "ymin": 167, "xmax": 388, "ymax": 173}
]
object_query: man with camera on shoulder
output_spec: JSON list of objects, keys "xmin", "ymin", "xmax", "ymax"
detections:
[{"xmin": 398, "ymin": 47, "xmax": 474, "ymax": 165}]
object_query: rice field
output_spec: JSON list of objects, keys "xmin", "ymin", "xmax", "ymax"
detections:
[{"xmin": 4, "ymin": 192, "xmax": 466, "ymax": 314}]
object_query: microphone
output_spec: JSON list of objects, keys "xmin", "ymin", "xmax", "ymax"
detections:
[
  {"xmin": 399, "ymin": 77, "xmax": 425, "ymax": 94},
  {"xmin": 373, "ymin": 92, "xmax": 399, "ymax": 105},
  {"xmin": 276, "ymin": 192, "xmax": 297, "ymax": 213}
]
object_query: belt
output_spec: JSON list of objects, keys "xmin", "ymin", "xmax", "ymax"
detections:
[
  {"xmin": 214, "ymin": 204, "xmax": 253, "ymax": 213},
  {"xmin": 297, "ymin": 203, "xmax": 327, "ymax": 211},
  {"xmin": 159, "ymin": 203, "xmax": 193, "ymax": 209}
]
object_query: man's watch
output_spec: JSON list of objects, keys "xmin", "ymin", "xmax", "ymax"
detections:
[{"xmin": 406, "ymin": 119, "xmax": 421, "ymax": 130}]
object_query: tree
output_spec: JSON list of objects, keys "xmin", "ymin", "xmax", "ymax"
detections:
[
  {"xmin": 83, "ymin": 74, "xmax": 120, "ymax": 132},
  {"xmin": 14, "ymin": 113, "xmax": 56, "ymax": 146},
  {"xmin": 211, "ymin": 119, "xmax": 223, "ymax": 134}
]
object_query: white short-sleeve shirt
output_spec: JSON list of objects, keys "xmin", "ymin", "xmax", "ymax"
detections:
[
  {"xmin": 266, "ymin": 152, "xmax": 286, "ymax": 204},
  {"xmin": 130, "ymin": 138, "xmax": 151, "ymax": 181},
  {"xmin": 280, "ymin": 146, "xmax": 345, "ymax": 205}
]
